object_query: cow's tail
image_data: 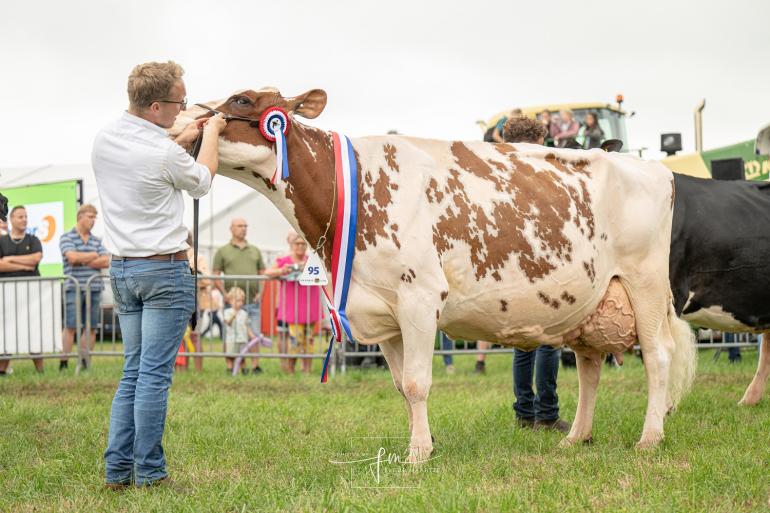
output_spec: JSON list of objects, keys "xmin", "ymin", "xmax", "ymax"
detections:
[{"xmin": 666, "ymin": 302, "xmax": 697, "ymax": 409}]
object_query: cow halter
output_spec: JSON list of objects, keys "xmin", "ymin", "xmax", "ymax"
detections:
[{"xmin": 194, "ymin": 104, "xmax": 291, "ymax": 184}]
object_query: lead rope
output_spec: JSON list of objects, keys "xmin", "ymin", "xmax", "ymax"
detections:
[{"xmin": 189, "ymin": 132, "xmax": 204, "ymax": 330}]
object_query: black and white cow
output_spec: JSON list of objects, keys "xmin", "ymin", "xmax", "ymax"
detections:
[{"xmin": 670, "ymin": 174, "xmax": 770, "ymax": 405}]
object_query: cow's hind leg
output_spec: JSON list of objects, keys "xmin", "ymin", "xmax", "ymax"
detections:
[
  {"xmin": 560, "ymin": 350, "xmax": 602, "ymax": 447},
  {"xmin": 378, "ymin": 337, "xmax": 413, "ymax": 433},
  {"xmin": 739, "ymin": 331, "xmax": 770, "ymax": 406}
]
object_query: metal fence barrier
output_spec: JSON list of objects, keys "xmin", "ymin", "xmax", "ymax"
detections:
[{"xmin": 0, "ymin": 273, "xmax": 763, "ymax": 377}]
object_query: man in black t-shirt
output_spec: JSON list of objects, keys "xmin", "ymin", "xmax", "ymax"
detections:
[{"xmin": 0, "ymin": 205, "xmax": 44, "ymax": 374}]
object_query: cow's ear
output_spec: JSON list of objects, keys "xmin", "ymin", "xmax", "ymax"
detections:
[{"xmin": 286, "ymin": 89, "xmax": 327, "ymax": 119}]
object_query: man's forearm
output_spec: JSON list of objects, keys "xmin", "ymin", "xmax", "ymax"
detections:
[
  {"xmin": 196, "ymin": 129, "xmax": 221, "ymax": 177},
  {"xmin": 87, "ymin": 255, "xmax": 111, "ymax": 269},
  {"xmin": 6, "ymin": 254, "xmax": 41, "ymax": 266},
  {"xmin": 66, "ymin": 251, "xmax": 98, "ymax": 265},
  {"xmin": 0, "ymin": 261, "xmax": 34, "ymax": 272}
]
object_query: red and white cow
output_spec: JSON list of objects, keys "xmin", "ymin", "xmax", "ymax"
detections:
[{"xmin": 175, "ymin": 88, "xmax": 696, "ymax": 459}]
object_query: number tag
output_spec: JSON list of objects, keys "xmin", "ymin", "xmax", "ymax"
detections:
[{"xmin": 299, "ymin": 250, "xmax": 329, "ymax": 286}]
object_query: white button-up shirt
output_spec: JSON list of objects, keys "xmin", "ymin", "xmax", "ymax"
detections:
[{"xmin": 92, "ymin": 111, "xmax": 212, "ymax": 257}]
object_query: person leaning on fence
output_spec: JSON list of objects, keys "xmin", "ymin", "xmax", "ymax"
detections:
[
  {"xmin": 92, "ymin": 60, "xmax": 227, "ymax": 489},
  {"xmin": 222, "ymin": 286, "xmax": 256, "ymax": 374},
  {"xmin": 59, "ymin": 203, "xmax": 110, "ymax": 371},
  {"xmin": 0, "ymin": 205, "xmax": 45, "ymax": 375},
  {"xmin": 271, "ymin": 233, "xmax": 322, "ymax": 374}
]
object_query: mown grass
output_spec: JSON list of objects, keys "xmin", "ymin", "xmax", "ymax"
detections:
[{"xmin": 0, "ymin": 348, "xmax": 768, "ymax": 512}]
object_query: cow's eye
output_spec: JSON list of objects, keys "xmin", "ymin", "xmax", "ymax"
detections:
[{"xmin": 233, "ymin": 97, "xmax": 251, "ymax": 106}]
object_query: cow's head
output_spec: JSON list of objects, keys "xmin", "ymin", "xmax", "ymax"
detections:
[{"xmin": 210, "ymin": 88, "xmax": 327, "ymax": 181}]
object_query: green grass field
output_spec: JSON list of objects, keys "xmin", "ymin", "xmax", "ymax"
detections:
[{"xmin": 1, "ymin": 348, "xmax": 769, "ymax": 512}]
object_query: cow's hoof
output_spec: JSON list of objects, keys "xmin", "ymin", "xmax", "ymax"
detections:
[
  {"xmin": 738, "ymin": 389, "xmax": 762, "ymax": 406},
  {"xmin": 635, "ymin": 433, "xmax": 663, "ymax": 450},
  {"xmin": 406, "ymin": 445, "xmax": 433, "ymax": 464}
]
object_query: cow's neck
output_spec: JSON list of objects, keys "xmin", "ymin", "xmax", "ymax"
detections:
[{"xmin": 278, "ymin": 121, "xmax": 338, "ymax": 271}]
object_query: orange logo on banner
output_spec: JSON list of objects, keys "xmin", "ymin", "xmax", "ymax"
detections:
[{"xmin": 40, "ymin": 215, "xmax": 56, "ymax": 242}]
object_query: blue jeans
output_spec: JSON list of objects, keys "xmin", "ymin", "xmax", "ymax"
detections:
[
  {"xmin": 104, "ymin": 259, "xmax": 194, "ymax": 485},
  {"xmin": 513, "ymin": 346, "xmax": 561, "ymax": 421},
  {"xmin": 440, "ymin": 332, "xmax": 454, "ymax": 366}
]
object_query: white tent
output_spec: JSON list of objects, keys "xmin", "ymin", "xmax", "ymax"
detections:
[{"xmin": 0, "ymin": 163, "xmax": 292, "ymax": 265}]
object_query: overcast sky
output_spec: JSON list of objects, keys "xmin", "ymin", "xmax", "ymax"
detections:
[{"xmin": 1, "ymin": 0, "xmax": 767, "ymax": 169}]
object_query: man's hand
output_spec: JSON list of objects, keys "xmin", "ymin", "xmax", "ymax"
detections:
[
  {"xmin": 174, "ymin": 118, "xmax": 208, "ymax": 149},
  {"xmin": 203, "ymin": 113, "xmax": 227, "ymax": 136}
]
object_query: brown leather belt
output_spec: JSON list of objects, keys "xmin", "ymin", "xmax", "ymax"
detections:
[{"xmin": 112, "ymin": 250, "xmax": 188, "ymax": 261}]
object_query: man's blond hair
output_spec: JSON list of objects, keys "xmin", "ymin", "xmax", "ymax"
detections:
[
  {"xmin": 77, "ymin": 203, "xmax": 98, "ymax": 219},
  {"xmin": 127, "ymin": 61, "xmax": 184, "ymax": 109}
]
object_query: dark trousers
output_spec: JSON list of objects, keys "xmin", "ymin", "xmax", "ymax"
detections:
[{"xmin": 513, "ymin": 346, "xmax": 561, "ymax": 421}]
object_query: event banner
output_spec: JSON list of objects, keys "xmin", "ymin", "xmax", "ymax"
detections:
[{"xmin": 1, "ymin": 180, "xmax": 80, "ymax": 276}]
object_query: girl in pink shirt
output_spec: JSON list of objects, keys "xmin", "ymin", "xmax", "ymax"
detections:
[{"xmin": 272, "ymin": 235, "xmax": 322, "ymax": 373}]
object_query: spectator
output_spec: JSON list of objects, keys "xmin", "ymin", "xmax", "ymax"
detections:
[
  {"xmin": 475, "ymin": 341, "xmax": 489, "ymax": 374},
  {"xmin": 213, "ymin": 218, "xmax": 269, "ymax": 373},
  {"xmin": 513, "ymin": 346, "xmax": 570, "ymax": 432},
  {"xmin": 94, "ymin": 60, "xmax": 226, "ymax": 488},
  {"xmin": 59, "ymin": 204, "xmax": 110, "ymax": 371},
  {"xmin": 553, "ymin": 109, "xmax": 580, "ymax": 148},
  {"xmin": 0, "ymin": 205, "xmax": 45, "ymax": 374},
  {"xmin": 503, "ymin": 116, "xmax": 548, "ymax": 145},
  {"xmin": 538, "ymin": 110, "xmax": 557, "ymax": 146},
  {"xmin": 223, "ymin": 286, "xmax": 257, "ymax": 374},
  {"xmin": 583, "ymin": 112, "xmax": 604, "ymax": 149},
  {"xmin": 723, "ymin": 332, "xmax": 742, "ymax": 363},
  {"xmin": 440, "ymin": 332, "xmax": 455, "ymax": 374},
  {"xmin": 271, "ymin": 233, "xmax": 322, "ymax": 374},
  {"xmin": 491, "ymin": 108, "xmax": 523, "ymax": 143}
]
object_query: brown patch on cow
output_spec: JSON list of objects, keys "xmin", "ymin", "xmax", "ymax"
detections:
[
  {"xmin": 384, "ymin": 144, "xmax": 400, "ymax": 172},
  {"xmin": 600, "ymin": 233, "xmax": 607, "ymax": 241},
  {"xmin": 538, "ymin": 291, "xmax": 560, "ymax": 309},
  {"xmin": 440, "ymin": 291, "xmax": 448, "ymax": 301},
  {"xmin": 544, "ymin": 153, "xmax": 590, "ymax": 177},
  {"xmin": 436, "ymin": 309, "xmax": 440, "ymax": 320},
  {"xmin": 451, "ymin": 142, "xmax": 507, "ymax": 192},
  {"xmin": 561, "ymin": 291, "xmax": 576, "ymax": 305},
  {"xmin": 431, "ymin": 145, "xmax": 598, "ymax": 283},
  {"xmin": 234, "ymin": 166, "xmax": 245, "ymax": 171},
  {"xmin": 500, "ymin": 300, "xmax": 508, "ymax": 312},
  {"xmin": 583, "ymin": 259, "xmax": 596, "ymax": 282},
  {"xmin": 408, "ymin": 268, "xmax": 416, "ymax": 278},
  {"xmin": 254, "ymin": 172, "xmax": 278, "ymax": 192},
  {"xmin": 357, "ymin": 161, "xmax": 401, "ymax": 251},
  {"xmin": 400, "ymin": 272, "xmax": 413, "ymax": 284}
]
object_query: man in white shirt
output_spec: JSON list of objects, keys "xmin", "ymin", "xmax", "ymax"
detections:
[{"xmin": 93, "ymin": 61, "xmax": 226, "ymax": 489}]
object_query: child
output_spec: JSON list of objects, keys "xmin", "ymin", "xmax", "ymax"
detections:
[{"xmin": 223, "ymin": 286, "xmax": 257, "ymax": 375}]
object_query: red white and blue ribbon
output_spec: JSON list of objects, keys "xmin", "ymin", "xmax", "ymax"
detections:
[
  {"xmin": 320, "ymin": 131, "xmax": 358, "ymax": 383},
  {"xmin": 259, "ymin": 107, "xmax": 291, "ymax": 184}
]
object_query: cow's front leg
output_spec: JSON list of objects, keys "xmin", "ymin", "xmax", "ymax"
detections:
[
  {"xmin": 398, "ymin": 309, "xmax": 436, "ymax": 463},
  {"xmin": 378, "ymin": 337, "xmax": 412, "ymax": 433},
  {"xmin": 739, "ymin": 333, "xmax": 770, "ymax": 406},
  {"xmin": 560, "ymin": 349, "xmax": 602, "ymax": 447}
]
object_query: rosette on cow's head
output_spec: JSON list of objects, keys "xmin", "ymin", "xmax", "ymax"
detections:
[{"xmin": 259, "ymin": 107, "xmax": 291, "ymax": 184}]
